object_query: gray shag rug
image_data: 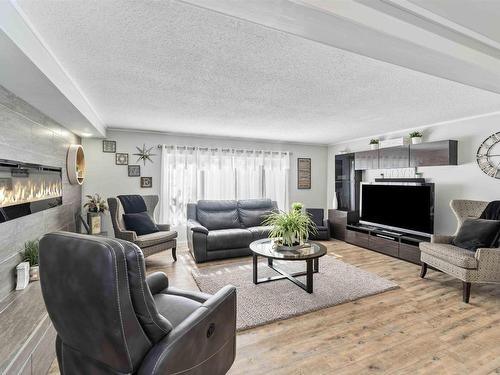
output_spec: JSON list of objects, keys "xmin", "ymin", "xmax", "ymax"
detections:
[{"xmin": 192, "ymin": 255, "xmax": 398, "ymax": 331}]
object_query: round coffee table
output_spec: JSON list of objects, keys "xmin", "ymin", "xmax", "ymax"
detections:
[{"xmin": 249, "ymin": 238, "xmax": 327, "ymax": 293}]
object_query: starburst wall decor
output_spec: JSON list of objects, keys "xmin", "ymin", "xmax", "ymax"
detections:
[{"xmin": 133, "ymin": 144, "xmax": 156, "ymax": 165}]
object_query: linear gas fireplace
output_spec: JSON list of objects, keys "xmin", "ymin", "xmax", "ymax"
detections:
[{"xmin": 0, "ymin": 159, "xmax": 62, "ymax": 223}]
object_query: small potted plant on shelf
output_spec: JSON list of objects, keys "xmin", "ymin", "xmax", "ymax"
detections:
[
  {"xmin": 21, "ymin": 240, "xmax": 39, "ymax": 281},
  {"xmin": 409, "ymin": 131, "xmax": 423, "ymax": 144},
  {"xmin": 263, "ymin": 202, "xmax": 317, "ymax": 250},
  {"xmin": 84, "ymin": 193, "xmax": 108, "ymax": 234},
  {"xmin": 369, "ymin": 139, "xmax": 380, "ymax": 150}
]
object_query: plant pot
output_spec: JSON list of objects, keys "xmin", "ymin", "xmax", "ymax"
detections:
[
  {"xmin": 29, "ymin": 265, "xmax": 39, "ymax": 281},
  {"xmin": 275, "ymin": 241, "xmax": 305, "ymax": 251},
  {"xmin": 87, "ymin": 212, "xmax": 101, "ymax": 234},
  {"xmin": 370, "ymin": 144, "xmax": 379, "ymax": 150},
  {"xmin": 411, "ymin": 137, "xmax": 423, "ymax": 144}
]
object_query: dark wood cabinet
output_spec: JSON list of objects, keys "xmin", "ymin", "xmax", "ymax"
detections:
[
  {"xmin": 378, "ymin": 145, "xmax": 410, "ymax": 169},
  {"xmin": 345, "ymin": 227, "xmax": 369, "ymax": 248},
  {"xmin": 353, "ymin": 140, "xmax": 458, "ymax": 170},
  {"xmin": 335, "ymin": 153, "xmax": 361, "ymax": 211},
  {"xmin": 410, "ymin": 140, "xmax": 458, "ymax": 167},
  {"xmin": 329, "ymin": 209, "xmax": 358, "ymax": 241},
  {"xmin": 345, "ymin": 225, "xmax": 426, "ymax": 264},
  {"xmin": 354, "ymin": 150, "xmax": 379, "ymax": 170},
  {"xmin": 368, "ymin": 234, "xmax": 399, "ymax": 257}
]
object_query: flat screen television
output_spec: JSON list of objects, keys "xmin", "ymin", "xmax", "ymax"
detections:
[{"xmin": 360, "ymin": 183, "xmax": 434, "ymax": 236}]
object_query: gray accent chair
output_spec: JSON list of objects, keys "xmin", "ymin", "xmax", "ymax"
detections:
[
  {"xmin": 306, "ymin": 208, "xmax": 330, "ymax": 240},
  {"xmin": 108, "ymin": 195, "xmax": 178, "ymax": 260},
  {"xmin": 187, "ymin": 199, "xmax": 278, "ymax": 263},
  {"xmin": 419, "ymin": 199, "xmax": 500, "ymax": 303},
  {"xmin": 39, "ymin": 232, "xmax": 237, "ymax": 375}
]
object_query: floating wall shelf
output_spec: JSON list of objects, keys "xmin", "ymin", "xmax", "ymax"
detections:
[{"xmin": 67, "ymin": 144, "xmax": 85, "ymax": 185}]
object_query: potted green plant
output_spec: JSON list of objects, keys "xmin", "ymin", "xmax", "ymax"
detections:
[
  {"xmin": 369, "ymin": 139, "xmax": 379, "ymax": 150},
  {"xmin": 84, "ymin": 193, "xmax": 108, "ymax": 234},
  {"xmin": 21, "ymin": 240, "xmax": 39, "ymax": 281},
  {"xmin": 263, "ymin": 202, "xmax": 317, "ymax": 249},
  {"xmin": 409, "ymin": 131, "xmax": 423, "ymax": 144}
]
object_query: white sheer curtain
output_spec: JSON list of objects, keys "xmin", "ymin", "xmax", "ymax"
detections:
[{"xmin": 159, "ymin": 145, "xmax": 290, "ymax": 226}]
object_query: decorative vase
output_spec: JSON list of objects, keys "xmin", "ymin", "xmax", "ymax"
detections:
[
  {"xmin": 29, "ymin": 265, "xmax": 39, "ymax": 281},
  {"xmin": 87, "ymin": 212, "xmax": 101, "ymax": 234},
  {"xmin": 411, "ymin": 137, "xmax": 423, "ymax": 144},
  {"xmin": 332, "ymin": 194, "xmax": 339, "ymax": 210},
  {"xmin": 370, "ymin": 144, "xmax": 379, "ymax": 150}
]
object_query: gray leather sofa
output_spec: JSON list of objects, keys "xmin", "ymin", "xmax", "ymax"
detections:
[
  {"xmin": 39, "ymin": 232, "xmax": 236, "ymax": 374},
  {"xmin": 187, "ymin": 199, "xmax": 278, "ymax": 263}
]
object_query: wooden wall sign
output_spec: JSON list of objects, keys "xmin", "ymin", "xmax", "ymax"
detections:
[{"xmin": 297, "ymin": 158, "xmax": 311, "ymax": 189}]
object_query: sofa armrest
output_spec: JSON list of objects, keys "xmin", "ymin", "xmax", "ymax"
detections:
[
  {"xmin": 165, "ymin": 286, "xmax": 212, "ymax": 304},
  {"xmin": 187, "ymin": 219, "xmax": 209, "ymax": 235},
  {"xmin": 157, "ymin": 224, "xmax": 171, "ymax": 231},
  {"xmin": 146, "ymin": 272, "xmax": 169, "ymax": 294},
  {"xmin": 138, "ymin": 285, "xmax": 237, "ymax": 375},
  {"xmin": 431, "ymin": 235, "xmax": 454, "ymax": 244},
  {"xmin": 116, "ymin": 230, "xmax": 137, "ymax": 242}
]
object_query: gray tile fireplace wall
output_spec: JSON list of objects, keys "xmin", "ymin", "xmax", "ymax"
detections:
[{"xmin": 0, "ymin": 85, "xmax": 82, "ymax": 301}]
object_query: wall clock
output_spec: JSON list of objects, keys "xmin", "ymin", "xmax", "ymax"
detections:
[{"xmin": 477, "ymin": 132, "xmax": 500, "ymax": 179}]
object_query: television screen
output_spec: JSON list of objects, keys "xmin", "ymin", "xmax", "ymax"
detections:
[{"xmin": 360, "ymin": 184, "xmax": 434, "ymax": 235}]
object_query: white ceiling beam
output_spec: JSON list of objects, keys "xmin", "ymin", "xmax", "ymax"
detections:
[
  {"xmin": 0, "ymin": 0, "xmax": 106, "ymax": 136},
  {"xmin": 180, "ymin": 0, "xmax": 500, "ymax": 94}
]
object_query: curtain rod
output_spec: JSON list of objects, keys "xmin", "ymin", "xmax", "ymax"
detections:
[{"xmin": 157, "ymin": 144, "xmax": 289, "ymax": 155}]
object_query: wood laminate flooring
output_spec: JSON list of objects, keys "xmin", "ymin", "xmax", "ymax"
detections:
[{"xmin": 49, "ymin": 240, "xmax": 500, "ymax": 374}]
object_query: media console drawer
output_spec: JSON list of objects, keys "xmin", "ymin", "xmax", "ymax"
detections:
[
  {"xmin": 368, "ymin": 235, "xmax": 399, "ymax": 257},
  {"xmin": 345, "ymin": 229, "xmax": 369, "ymax": 248},
  {"xmin": 399, "ymin": 242, "xmax": 421, "ymax": 264}
]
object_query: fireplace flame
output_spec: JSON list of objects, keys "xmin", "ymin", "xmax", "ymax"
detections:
[{"xmin": 0, "ymin": 180, "xmax": 62, "ymax": 208}]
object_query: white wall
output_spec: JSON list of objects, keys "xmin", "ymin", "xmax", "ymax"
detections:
[
  {"xmin": 83, "ymin": 130, "xmax": 328, "ymax": 240},
  {"xmin": 327, "ymin": 113, "xmax": 500, "ymax": 235}
]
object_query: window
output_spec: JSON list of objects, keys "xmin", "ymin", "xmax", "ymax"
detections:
[{"xmin": 159, "ymin": 146, "xmax": 289, "ymax": 225}]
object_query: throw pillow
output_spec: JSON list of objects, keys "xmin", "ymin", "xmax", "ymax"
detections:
[
  {"xmin": 118, "ymin": 195, "xmax": 147, "ymax": 214},
  {"xmin": 123, "ymin": 212, "xmax": 159, "ymax": 236},
  {"xmin": 452, "ymin": 218, "xmax": 500, "ymax": 252}
]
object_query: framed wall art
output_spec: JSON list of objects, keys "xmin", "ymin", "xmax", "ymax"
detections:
[
  {"xmin": 297, "ymin": 158, "xmax": 311, "ymax": 189},
  {"xmin": 128, "ymin": 165, "xmax": 140, "ymax": 177},
  {"xmin": 115, "ymin": 153, "xmax": 129, "ymax": 165},
  {"xmin": 102, "ymin": 140, "xmax": 116, "ymax": 153},
  {"xmin": 141, "ymin": 177, "xmax": 152, "ymax": 188}
]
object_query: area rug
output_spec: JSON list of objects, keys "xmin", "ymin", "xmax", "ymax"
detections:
[{"xmin": 191, "ymin": 255, "xmax": 398, "ymax": 330}]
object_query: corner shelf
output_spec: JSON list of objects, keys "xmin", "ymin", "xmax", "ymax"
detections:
[{"xmin": 67, "ymin": 144, "xmax": 85, "ymax": 185}]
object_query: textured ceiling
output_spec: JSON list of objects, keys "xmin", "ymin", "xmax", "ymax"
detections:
[{"xmin": 16, "ymin": 0, "xmax": 500, "ymax": 144}]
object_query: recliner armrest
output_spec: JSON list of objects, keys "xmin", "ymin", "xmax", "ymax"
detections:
[
  {"xmin": 146, "ymin": 272, "xmax": 169, "ymax": 294},
  {"xmin": 187, "ymin": 219, "xmax": 209, "ymax": 235},
  {"xmin": 138, "ymin": 285, "xmax": 237, "ymax": 375}
]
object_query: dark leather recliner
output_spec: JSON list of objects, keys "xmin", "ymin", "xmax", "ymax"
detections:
[
  {"xmin": 306, "ymin": 208, "xmax": 330, "ymax": 240},
  {"xmin": 39, "ymin": 232, "xmax": 237, "ymax": 375}
]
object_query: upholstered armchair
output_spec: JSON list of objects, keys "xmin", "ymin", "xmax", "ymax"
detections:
[
  {"xmin": 39, "ymin": 232, "xmax": 237, "ymax": 375},
  {"xmin": 306, "ymin": 208, "xmax": 330, "ymax": 240},
  {"xmin": 108, "ymin": 195, "xmax": 178, "ymax": 260},
  {"xmin": 419, "ymin": 199, "xmax": 500, "ymax": 303}
]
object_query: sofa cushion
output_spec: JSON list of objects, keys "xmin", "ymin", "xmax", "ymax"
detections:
[
  {"xmin": 123, "ymin": 212, "xmax": 159, "ymax": 236},
  {"xmin": 237, "ymin": 199, "xmax": 276, "ymax": 228},
  {"xmin": 306, "ymin": 208, "xmax": 324, "ymax": 227},
  {"xmin": 248, "ymin": 226, "xmax": 272, "ymax": 240},
  {"xmin": 154, "ymin": 294, "xmax": 201, "ymax": 327},
  {"xmin": 197, "ymin": 200, "xmax": 240, "ymax": 230},
  {"xmin": 207, "ymin": 229, "xmax": 252, "ymax": 251},
  {"xmin": 136, "ymin": 230, "xmax": 177, "ymax": 248},
  {"xmin": 420, "ymin": 242, "xmax": 478, "ymax": 269},
  {"xmin": 117, "ymin": 195, "xmax": 147, "ymax": 214},
  {"xmin": 452, "ymin": 218, "xmax": 500, "ymax": 251}
]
